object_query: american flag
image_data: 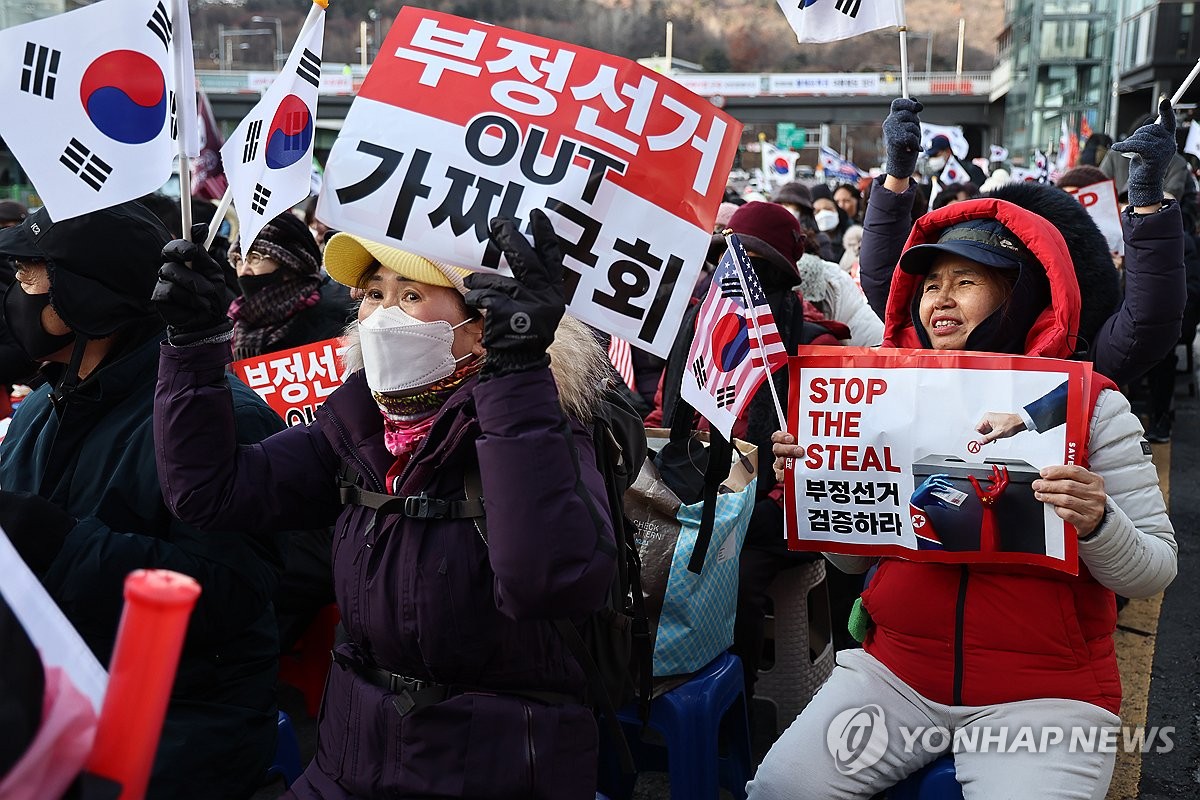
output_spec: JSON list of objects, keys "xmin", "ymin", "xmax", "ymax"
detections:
[
  {"xmin": 680, "ymin": 233, "xmax": 788, "ymax": 438},
  {"xmin": 607, "ymin": 335, "xmax": 636, "ymax": 389}
]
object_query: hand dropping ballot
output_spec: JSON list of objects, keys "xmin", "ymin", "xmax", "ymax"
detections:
[{"xmin": 783, "ymin": 348, "xmax": 1093, "ymax": 574}]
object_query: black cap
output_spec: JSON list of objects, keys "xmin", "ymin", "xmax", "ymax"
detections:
[
  {"xmin": 925, "ymin": 134, "xmax": 952, "ymax": 157},
  {"xmin": 0, "ymin": 200, "xmax": 27, "ymax": 225},
  {"xmin": 0, "ymin": 202, "xmax": 172, "ymax": 338},
  {"xmin": 899, "ymin": 219, "xmax": 1030, "ymax": 275}
]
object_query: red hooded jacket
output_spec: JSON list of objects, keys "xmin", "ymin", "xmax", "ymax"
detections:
[{"xmin": 863, "ymin": 197, "xmax": 1123, "ymax": 714}]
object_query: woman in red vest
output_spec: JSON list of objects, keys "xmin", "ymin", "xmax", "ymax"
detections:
[{"xmin": 749, "ymin": 112, "xmax": 1179, "ymax": 798}]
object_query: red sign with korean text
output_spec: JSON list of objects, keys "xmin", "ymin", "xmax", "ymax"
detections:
[
  {"xmin": 230, "ymin": 338, "xmax": 348, "ymax": 427},
  {"xmin": 317, "ymin": 8, "xmax": 743, "ymax": 357}
]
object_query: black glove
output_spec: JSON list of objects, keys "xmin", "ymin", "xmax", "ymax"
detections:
[
  {"xmin": 882, "ymin": 97, "xmax": 924, "ymax": 180},
  {"xmin": 464, "ymin": 208, "xmax": 566, "ymax": 378},
  {"xmin": 153, "ymin": 227, "xmax": 236, "ymax": 347},
  {"xmin": 1111, "ymin": 97, "xmax": 1177, "ymax": 208},
  {"xmin": 0, "ymin": 491, "xmax": 75, "ymax": 575}
]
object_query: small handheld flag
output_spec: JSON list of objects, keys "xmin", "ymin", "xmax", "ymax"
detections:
[
  {"xmin": 681, "ymin": 232, "xmax": 788, "ymax": 438},
  {"xmin": 221, "ymin": 0, "xmax": 326, "ymax": 252},
  {"xmin": 0, "ymin": 0, "xmax": 197, "ymax": 221}
]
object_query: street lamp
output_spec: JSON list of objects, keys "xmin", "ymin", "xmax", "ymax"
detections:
[
  {"xmin": 217, "ymin": 26, "xmax": 273, "ymax": 71},
  {"xmin": 368, "ymin": 8, "xmax": 381, "ymax": 61},
  {"xmin": 251, "ymin": 15, "xmax": 284, "ymax": 71}
]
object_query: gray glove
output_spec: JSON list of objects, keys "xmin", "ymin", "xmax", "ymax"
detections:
[
  {"xmin": 1111, "ymin": 97, "xmax": 1177, "ymax": 207},
  {"xmin": 883, "ymin": 97, "xmax": 924, "ymax": 179}
]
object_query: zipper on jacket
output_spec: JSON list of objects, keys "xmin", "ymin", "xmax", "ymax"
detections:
[
  {"xmin": 953, "ymin": 566, "xmax": 969, "ymax": 706},
  {"xmin": 327, "ymin": 411, "xmax": 384, "ymax": 492},
  {"xmin": 524, "ymin": 702, "xmax": 537, "ymax": 792}
]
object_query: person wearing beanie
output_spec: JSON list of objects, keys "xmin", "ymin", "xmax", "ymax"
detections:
[
  {"xmin": 753, "ymin": 190, "xmax": 1176, "ymax": 800},
  {"xmin": 227, "ymin": 211, "xmax": 354, "ymax": 361},
  {"xmin": 0, "ymin": 200, "xmax": 26, "ymax": 228},
  {"xmin": 772, "ymin": 181, "xmax": 836, "ymax": 260},
  {"xmin": 0, "ymin": 200, "xmax": 288, "ymax": 799},
  {"xmin": 714, "ymin": 201, "xmax": 740, "ymax": 232},
  {"xmin": 1056, "ymin": 164, "xmax": 1109, "ymax": 191},
  {"xmin": 859, "ymin": 96, "xmax": 1185, "ymax": 387},
  {"xmin": 152, "ymin": 211, "xmax": 618, "ymax": 799}
]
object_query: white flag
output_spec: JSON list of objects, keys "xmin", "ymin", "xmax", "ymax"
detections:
[
  {"xmin": 919, "ymin": 123, "xmax": 969, "ymax": 161},
  {"xmin": 761, "ymin": 141, "xmax": 799, "ymax": 188},
  {"xmin": 221, "ymin": 3, "xmax": 325, "ymax": 252},
  {"xmin": 990, "ymin": 144, "xmax": 1009, "ymax": 162},
  {"xmin": 775, "ymin": 0, "xmax": 904, "ymax": 44},
  {"xmin": 1185, "ymin": 121, "xmax": 1200, "ymax": 161},
  {"xmin": 0, "ymin": 0, "xmax": 195, "ymax": 221},
  {"xmin": 1009, "ymin": 166, "xmax": 1043, "ymax": 183},
  {"xmin": 939, "ymin": 156, "xmax": 968, "ymax": 185}
]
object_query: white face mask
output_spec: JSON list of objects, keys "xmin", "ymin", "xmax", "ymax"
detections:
[
  {"xmin": 358, "ymin": 304, "xmax": 474, "ymax": 394},
  {"xmin": 815, "ymin": 209, "xmax": 840, "ymax": 232},
  {"xmin": 926, "ymin": 156, "xmax": 947, "ymax": 174}
]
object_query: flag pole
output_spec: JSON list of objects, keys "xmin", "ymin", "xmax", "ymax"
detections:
[
  {"xmin": 896, "ymin": 0, "xmax": 909, "ymax": 99},
  {"xmin": 204, "ymin": 187, "xmax": 233, "ymax": 249},
  {"xmin": 172, "ymin": 0, "xmax": 194, "ymax": 236},
  {"xmin": 1125, "ymin": 54, "xmax": 1200, "ymax": 157},
  {"xmin": 725, "ymin": 234, "xmax": 787, "ymax": 430}
]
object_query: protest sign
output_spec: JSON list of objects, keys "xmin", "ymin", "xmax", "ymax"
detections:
[
  {"xmin": 317, "ymin": 8, "xmax": 742, "ymax": 357},
  {"xmin": 783, "ymin": 348, "xmax": 1092, "ymax": 574},
  {"xmin": 1063, "ymin": 179, "xmax": 1124, "ymax": 257},
  {"xmin": 230, "ymin": 337, "xmax": 347, "ymax": 426}
]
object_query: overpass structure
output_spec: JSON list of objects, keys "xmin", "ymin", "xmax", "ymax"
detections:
[{"xmin": 198, "ymin": 68, "xmax": 998, "ymax": 137}]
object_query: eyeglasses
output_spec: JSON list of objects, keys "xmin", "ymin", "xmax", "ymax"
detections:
[{"xmin": 229, "ymin": 251, "xmax": 269, "ymax": 269}]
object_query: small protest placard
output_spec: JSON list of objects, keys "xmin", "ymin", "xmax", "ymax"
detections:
[
  {"xmin": 1063, "ymin": 179, "xmax": 1124, "ymax": 257},
  {"xmin": 317, "ymin": 7, "xmax": 742, "ymax": 357},
  {"xmin": 783, "ymin": 347, "xmax": 1092, "ymax": 574},
  {"xmin": 230, "ymin": 337, "xmax": 348, "ymax": 426}
]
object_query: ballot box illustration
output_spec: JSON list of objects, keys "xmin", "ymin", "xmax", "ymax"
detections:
[{"xmin": 910, "ymin": 456, "xmax": 1047, "ymax": 555}]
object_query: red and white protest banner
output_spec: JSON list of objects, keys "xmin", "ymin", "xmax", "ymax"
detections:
[
  {"xmin": 783, "ymin": 347, "xmax": 1092, "ymax": 574},
  {"xmin": 317, "ymin": 8, "xmax": 742, "ymax": 357},
  {"xmin": 230, "ymin": 337, "xmax": 347, "ymax": 426},
  {"xmin": 1063, "ymin": 178, "xmax": 1124, "ymax": 258}
]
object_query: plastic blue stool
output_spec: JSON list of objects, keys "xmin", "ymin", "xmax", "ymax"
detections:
[
  {"xmin": 266, "ymin": 710, "xmax": 303, "ymax": 788},
  {"xmin": 604, "ymin": 651, "xmax": 753, "ymax": 800},
  {"xmin": 887, "ymin": 756, "xmax": 962, "ymax": 800}
]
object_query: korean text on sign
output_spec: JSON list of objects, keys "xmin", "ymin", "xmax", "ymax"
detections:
[
  {"xmin": 231, "ymin": 338, "xmax": 348, "ymax": 427},
  {"xmin": 317, "ymin": 8, "xmax": 742, "ymax": 357}
]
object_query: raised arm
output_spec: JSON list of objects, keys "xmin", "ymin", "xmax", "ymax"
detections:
[
  {"xmin": 859, "ymin": 98, "xmax": 923, "ymax": 317},
  {"xmin": 153, "ymin": 238, "xmax": 343, "ymax": 533}
]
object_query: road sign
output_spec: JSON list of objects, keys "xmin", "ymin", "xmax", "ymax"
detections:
[{"xmin": 776, "ymin": 122, "xmax": 807, "ymax": 149}]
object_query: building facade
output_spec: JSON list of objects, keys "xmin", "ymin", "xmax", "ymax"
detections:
[{"xmin": 992, "ymin": 0, "xmax": 1118, "ymax": 160}]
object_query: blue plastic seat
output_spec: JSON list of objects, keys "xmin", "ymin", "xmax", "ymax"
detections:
[
  {"xmin": 601, "ymin": 651, "xmax": 753, "ymax": 800},
  {"xmin": 266, "ymin": 709, "xmax": 303, "ymax": 788},
  {"xmin": 887, "ymin": 755, "xmax": 962, "ymax": 800}
]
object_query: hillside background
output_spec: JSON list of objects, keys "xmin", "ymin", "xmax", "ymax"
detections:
[{"xmin": 193, "ymin": 0, "xmax": 1006, "ymax": 74}]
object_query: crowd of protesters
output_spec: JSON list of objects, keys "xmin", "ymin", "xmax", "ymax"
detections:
[{"xmin": 0, "ymin": 74, "xmax": 1192, "ymax": 800}]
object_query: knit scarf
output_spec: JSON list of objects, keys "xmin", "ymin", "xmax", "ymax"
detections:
[
  {"xmin": 374, "ymin": 356, "xmax": 484, "ymax": 458},
  {"xmin": 229, "ymin": 274, "xmax": 322, "ymax": 360}
]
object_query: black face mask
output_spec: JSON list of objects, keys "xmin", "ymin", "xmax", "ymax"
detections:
[
  {"xmin": 3, "ymin": 284, "xmax": 75, "ymax": 360},
  {"xmin": 237, "ymin": 271, "xmax": 286, "ymax": 298}
]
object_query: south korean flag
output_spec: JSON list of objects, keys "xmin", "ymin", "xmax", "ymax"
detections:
[
  {"xmin": 0, "ymin": 0, "xmax": 197, "ymax": 221},
  {"xmin": 221, "ymin": 2, "xmax": 325, "ymax": 253},
  {"xmin": 939, "ymin": 156, "xmax": 968, "ymax": 185}
]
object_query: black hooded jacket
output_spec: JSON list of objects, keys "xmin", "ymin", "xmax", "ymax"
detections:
[{"xmin": 858, "ymin": 176, "xmax": 1184, "ymax": 384}]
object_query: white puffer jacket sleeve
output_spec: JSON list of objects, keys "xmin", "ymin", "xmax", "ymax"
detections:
[{"xmin": 1078, "ymin": 389, "xmax": 1177, "ymax": 597}]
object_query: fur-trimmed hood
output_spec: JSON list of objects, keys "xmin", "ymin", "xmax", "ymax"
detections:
[
  {"xmin": 340, "ymin": 313, "xmax": 609, "ymax": 422},
  {"xmin": 883, "ymin": 187, "xmax": 1119, "ymax": 358}
]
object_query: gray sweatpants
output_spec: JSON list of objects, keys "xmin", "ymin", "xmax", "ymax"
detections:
[{"xmin": 747, "ymin": 649, "xmax": 1120, "ymax": 800}]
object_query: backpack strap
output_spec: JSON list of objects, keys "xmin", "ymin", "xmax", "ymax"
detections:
[{"xmin": 337, "ymin": 460, "xmax": 484, "ymax": 520}]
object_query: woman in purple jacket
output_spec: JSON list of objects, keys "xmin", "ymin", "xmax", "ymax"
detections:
[{"xmin": 151, "ymin": 210, "xmax": 616, "ymax": 799}]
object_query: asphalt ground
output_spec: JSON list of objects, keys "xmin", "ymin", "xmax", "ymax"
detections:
[{"xmin": 256, "ymin": 361, "xmax": 1199, "ymax": 800}]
